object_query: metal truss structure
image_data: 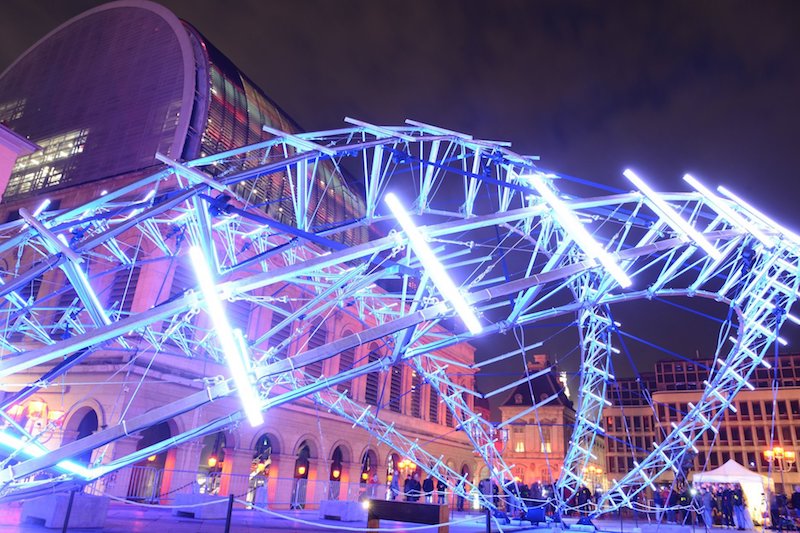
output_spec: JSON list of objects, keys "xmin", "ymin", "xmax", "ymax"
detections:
[{"xmin": 0, "ymin": 119, "xmax": 798, "ymax": 527}]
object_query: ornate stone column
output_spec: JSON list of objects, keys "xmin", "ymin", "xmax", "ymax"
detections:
[{"xmin": 218, "ymin": 447, "xmax": 254, "ymax": 506}]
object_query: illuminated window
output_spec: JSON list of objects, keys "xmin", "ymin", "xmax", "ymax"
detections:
[
  {"xmin": 514, "ymin": 441, "xmax": 525, "ymax": 453},
  {"xmin": 0, "ymin": 98, "xmax": 25, "ymax": 121},
  {"xmin": 540, "ymin": 427, "xmax": 552, "ymax": 453},
  {"xmin": 8, "ymin": 129, "xmax": 87, "ymax": 196}
]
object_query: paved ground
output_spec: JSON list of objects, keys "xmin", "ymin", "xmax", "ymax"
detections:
[{"xmin": 0, "ymin": 501, "xmax": 766, "ymax": 532}]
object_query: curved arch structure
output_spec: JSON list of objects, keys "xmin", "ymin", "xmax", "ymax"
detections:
[{"xmin": 0, "ymin": 120, "xmax": 797, "ymax": 531}]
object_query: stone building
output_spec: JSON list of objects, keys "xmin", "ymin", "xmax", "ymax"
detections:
[{"xmin": 0, "ymin": 0, "xmax": 482, "ymax": 508}]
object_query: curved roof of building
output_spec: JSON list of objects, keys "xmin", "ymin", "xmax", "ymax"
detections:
[{"xmin": 0, "ymin": 1, "xmax": 196, "ymax": 194}]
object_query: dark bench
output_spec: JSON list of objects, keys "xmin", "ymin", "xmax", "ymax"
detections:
[{"xmin": 367, "ymin": 499, "xmax": 449, "ymax": 533}]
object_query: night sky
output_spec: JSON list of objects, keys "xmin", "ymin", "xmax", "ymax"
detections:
[{"xmin": 2, "ymin": 1, "xmax": 800, "ymax": 395}]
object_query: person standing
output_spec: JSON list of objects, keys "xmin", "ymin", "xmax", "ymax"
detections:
[
  {"xmin": 721, "ymin": 484, "xmax": 734, "ymax": 528},
  {"xmin": 390, "ymin": 471, "xmax": 400, "ymax": 500},
  {"xmin": 792, "ymin": 486, "xmax": 800, "ymax": 519},
  {"xmin": 423, "ymin": 475, "xmax": 434, "ymax": 503},
  {"xmin": 437, "ymin": 477, "xmax": 447, "ymax": 505},
  {"xmin": 456, "ymin": 478, "xmax": 466, "ymax": 511},
  {"xmin": 702, "ymin": 486, "xmax": 715, "ymax": 528},
  {"xmin": 732, "ymin": 484, "xmax": 748, "ymax": 530},
  {"xmin": 654, "ymin": 488, "xmax": 664, "ymax": 523},
  {"xmin": 404, "ymin": 475, "xmax": 412, "ymax": 502}
]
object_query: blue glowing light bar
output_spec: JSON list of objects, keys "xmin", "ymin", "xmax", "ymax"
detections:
[
  {"xmin": 189, "ymin": 246, "xmax": 264, "ymax": 427},
  {"xmin": 525, "ymin": 174, "xmax": 632, "ymax": 288},
  {"xmin": 0, "ymin": 430, "xmax": 95, "ymax": 478},
  {"xmin": 624, "ymin": 169, "xmax": 722, "ymax": 260},
  {"xmin": 384, "ymin": 193, "xmax": 482, "ymax": 334},
  {"xmin": 683, "ymin": 174, "xmax": 775, "ymax": 248}
]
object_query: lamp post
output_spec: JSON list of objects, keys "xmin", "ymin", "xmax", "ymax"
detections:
[{"xmin": 764, "ymin": 446, "xmax": 796, "ymax": 495}]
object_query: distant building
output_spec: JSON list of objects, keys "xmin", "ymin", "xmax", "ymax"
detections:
[
  {"xmin": 604, "ymin": 355, "xmax": 800, "ymax": 493},
  {"xmin": 497, "ymin": 356, "xmax": 576, "ymax": 485}
]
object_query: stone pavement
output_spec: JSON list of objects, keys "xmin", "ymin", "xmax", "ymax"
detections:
[{"xmin": 0, "ymin": 501, "xmax": 765, "ymax": 533}]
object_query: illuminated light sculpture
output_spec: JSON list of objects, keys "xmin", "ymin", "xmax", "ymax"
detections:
[
  {"xmin": 0, "ymin": 120, "xmax": 797, "ymax": 529},
  {"xmin": 525, "ymin": 173, "xmax": 632, "ymax": 288},
  {"xmin": 384, "ymin": 192, "xmax": 483, "ymax": 334},
  {"xmin": 189, "ymin": 245, "xmax": 264, "ymax": 427},
  {"xmin": 0, "ymin": 430, "xmax": 94, "ymax": 479},
  {"xmin": 624, "ymin": 168, "xmax": 722, "ymax": 260},
  {"xmin": 682, "ymin": 174, "xmax": 775, "ymax": 248},
  {"xmin": 717, "ymin": 185, "xmax": 800, "ymax": 245}
]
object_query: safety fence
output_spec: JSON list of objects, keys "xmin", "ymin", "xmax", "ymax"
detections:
[{"xmin": 85, "ymin": 466, "xmax": 484, "ymax": 511}]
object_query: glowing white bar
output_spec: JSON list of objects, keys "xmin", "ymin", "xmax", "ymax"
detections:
[
  {"xmin": 687, "ymin": 402, "xmax": 718, "ymax": 433},
  {"xmin": 717, "ymin": 186, "xmax": 800, "ymax": 244},
  {"xmin": 623, "ymin": 169, "xmax": 722, "ymax": 260},
  {"xmin": 684, "ymin": 175, "xmax": 775, "ymax": 247},
  {"xmin": 703, "ymin": 380, "xmax": 738, "ymax": 412},
  {"xmin": 0, "ymin": 430, "xmax": 94, "ymax": 478},
  {"xmin": 384, "ymin": 193, "xmax": 482, "ymax": 334},
  {"xmin": 189, "ymin": 246, "xmax": 264, "ymax": 426},
  {"xmin": 728, "ymin": 336, "xmax": 772, "ymax": 369},
  {"xmin": 56, "ymin": 235, "xmax": 111, "ymax": 326},
  {"xmin": 715, "ymin": 358, "xmax": 755, "ymax": 390},
  {"xmin": 525, "ymin": 174, "xmax": 632, "ymax": 288},
  {"xmin": 633, "ymin": 461, "xmax": 657, "ymax": 491}
]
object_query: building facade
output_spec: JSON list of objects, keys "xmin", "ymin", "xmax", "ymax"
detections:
[
  {"xmin": 0, "ymin": 0, "xmax": 482, "ymax": 508},
  {"xmin": 604, "ymin": 356, "xmax": 800, "ymax": 494},
  {"xmin": 498, "ymin": 355, "xmax": 577, "ymax": 487}
]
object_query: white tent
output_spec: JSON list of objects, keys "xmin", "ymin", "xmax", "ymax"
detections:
[{"xmin": 692, "ymin": 459, "xmax": 773, "ymax": 524}]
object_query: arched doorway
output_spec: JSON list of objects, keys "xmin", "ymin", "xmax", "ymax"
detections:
[
  {"xmin": 127, "ymin": 421, "xmax": 174, "ymax": 502},
  {"xmin": 387, "ymin": 452, "xmax": 400, "ymax": 500},
  {"xmin": 198, "ymin": 432, "xmax": 227, "ymax": 495},
  {"xmin": 457, "ymin": 464, "xmax": 471, "ymax": 511},
  {"xmin": 360, "ymin": 449, "xmax": 379, "ymax": 500},
  {"xmin": 291, "ymin": 441, "xmax": 311, "ymax": 509},
  {"xmin": 62, "ymin": 407, "xmax": 99, "ymax": 465},
  {"xmin": 329, "ymin": 446, "xmax": 345, "ymax": 500},
  {"xmin": 249, "ymin": 433, "xmax": 273, "ymax": 506}
]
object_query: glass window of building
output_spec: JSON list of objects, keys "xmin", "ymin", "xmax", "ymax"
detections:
[{"xmin": 428, "ymin": 385, "xmax": 439, "ymax": 423}]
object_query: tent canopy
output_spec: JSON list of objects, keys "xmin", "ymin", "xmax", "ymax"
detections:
[{"xmin": 692, "ymin": 459, "xmax": 772, "ymax": 488}]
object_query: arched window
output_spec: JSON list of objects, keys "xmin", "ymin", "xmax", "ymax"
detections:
[
  {"xmin": 337, "ymin": 337, "xmax": 355, "ymax": 396},
  {"xmin": 428, "ymin": 384, "xmax": 439, "ymax": 423},
  {"xmin": 267, "ymin": 301, "xmax": 293, "ymax": 359},
  {"xmin": 364, "ymin": 344, "xmax": 381, "ymax": 406},
  {"xmin": 304, "ymin": 318, "xmax": 327, "ymax": 379},
  {"xmin": 410, "ymin": 370, "xmax": 422, "ymax": 418},
  {"xmin": 389, "ymin": 365, "xmax": 403, "ymax": 413}
]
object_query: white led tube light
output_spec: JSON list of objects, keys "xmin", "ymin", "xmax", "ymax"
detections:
[
  {"xmin": 525, "ymin": 174, "xmax": 632, "ymax": 288},
  {"xmin": 384, "ymin": 193, "xmax": 482, "ymax": 334},
  {"xmin": 623, "ymin": 169, "xmax": 722, "ymax": 260},
  {"xmin": 189, "ymin": 246, "xmax": 264, "ymax": 426},
  {"xmin": 683, "ymin": 174, "xmax": 775, "ymax": 248},
  {"xmin": 717, "ymin": 185, "xmax": 800, "ymax": 245}
]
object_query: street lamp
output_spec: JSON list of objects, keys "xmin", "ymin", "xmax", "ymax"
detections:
[
  {"xmin": 583, "ymin": 465, "xmax": 603, "ymax": 493},
  {"xmin": 764, "ymin": 446, "xmax": 796, "ymax": 494}
]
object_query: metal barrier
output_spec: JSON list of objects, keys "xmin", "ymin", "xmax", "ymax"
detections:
[{"xmin": 84, "ymin": 466, "xmax": 467, "ymax": 511}]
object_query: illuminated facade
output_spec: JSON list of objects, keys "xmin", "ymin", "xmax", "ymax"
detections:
[
  {"xmin": 604, "ymin": 356, "xmax": 800, "ymax": 493},
  {"xmin": 0, "ymin": 0, "xmax": 476, "ymax": 508},
  {"xmin": 498, "ymin": 356, "xmax": 577, "ymax": 486}
]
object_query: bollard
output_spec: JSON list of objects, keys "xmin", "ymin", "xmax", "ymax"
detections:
[
  {"xmin": 61, "ymin": 490, "xmax": 76, "ymax": 533},
  {"xmin": 223, "ymin": 493, "xmax": 234, "ymax": 533}
]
